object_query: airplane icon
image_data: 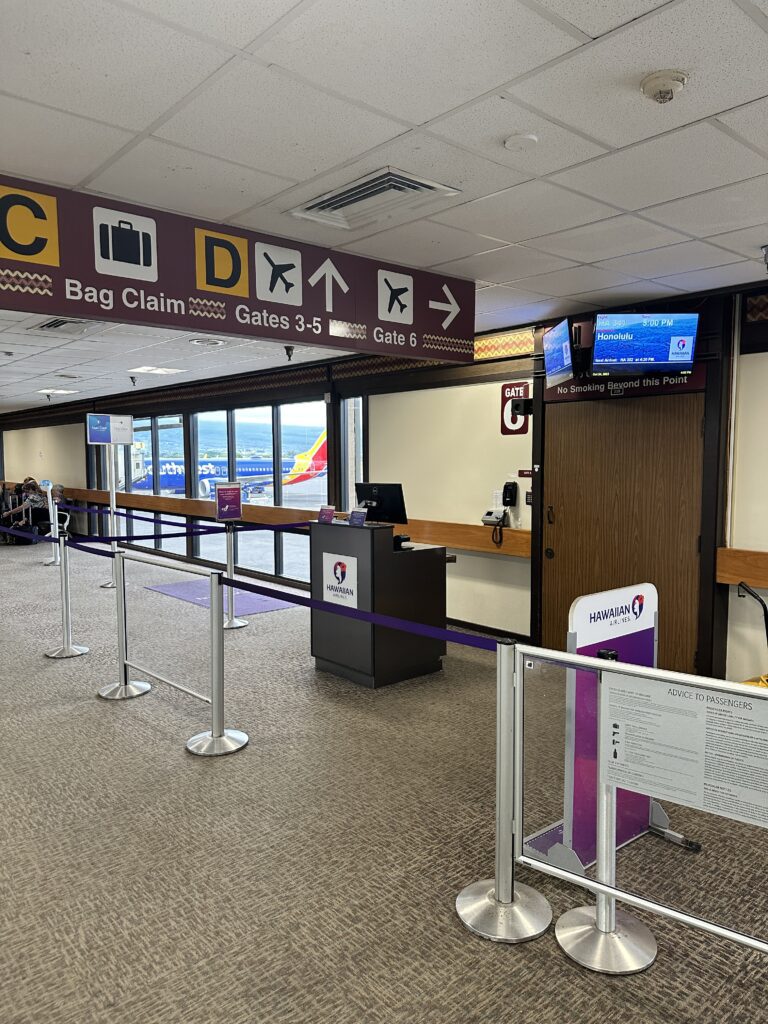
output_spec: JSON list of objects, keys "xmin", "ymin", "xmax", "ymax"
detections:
[
  {"xmin": 377, "ymin": 269, "xmax": 413, "ymax": 324},
  {"xmin": 384, "ymin": 277, "xmax": 408, "ymax": 313},
  {"xmin": 264, "ymin": 252, "xmax": 296, "ymax": 294},
  {"xmin": 254, "ymin": 242, "xmax": 303, "ymax": 306}
]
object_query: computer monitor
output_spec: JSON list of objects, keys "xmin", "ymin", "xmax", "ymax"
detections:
[
  {"xmin": 592, "ymin": 311, "xmax": 699, "ymax": 375},
  {"xmin": 542, "ymin": 318, "xmax": 573, "ymax": 387},
  {"xmin": 354, "ymin": 482, "xmax": 408, "ymax": 525}
]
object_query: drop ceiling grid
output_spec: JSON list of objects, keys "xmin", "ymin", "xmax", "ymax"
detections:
[{"xmin": 0, "ymin": 0, "xmax": 766, "ymax": 389}]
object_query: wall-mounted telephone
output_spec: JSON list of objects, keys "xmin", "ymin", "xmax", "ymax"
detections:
[
  {"xmin": 502, "ymin": 481, "xmax": 518, "ymax": 508},
  {"xmin": 482, "ymin": 482, "xmax": 519, "ymax": 546}
]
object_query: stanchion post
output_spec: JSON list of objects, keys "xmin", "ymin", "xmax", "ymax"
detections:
[
  {"xmin": 455, "ymin": 640, "xmax": 552, "ymax": 942},
  {"xmin": 554, "ymin": 665, "xmax": 657, "ymax": 974},
  {"xmin": 186, "ymin": 571, "xmax": 249, "ymax": 756},
  {"xmin": 222, "ymin": 522, "xmax": 247, "ymax": 630},
  {"xmin": 98, "ymin": 551, "xmax": 151, "ymax": 700},
  {"xmin": 100, "ymin": 444, "xmax": 117, "ymax": 589},
  {"xmin": 43, "ymin": 482, "xmax": 60, "ymax": 567},
  {"xmin": 45, "ymin": 535, "xmax": 89, "ymax": 659}
]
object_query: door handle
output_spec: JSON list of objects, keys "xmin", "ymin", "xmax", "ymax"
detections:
[{"xmin": 546, "ymin": 505, "xmax": 555, "ymax": 524}]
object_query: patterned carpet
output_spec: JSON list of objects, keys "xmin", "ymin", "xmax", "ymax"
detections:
[{"xmin": 0, "ymin": 543, "xmax": 766, "ymax": 1024}]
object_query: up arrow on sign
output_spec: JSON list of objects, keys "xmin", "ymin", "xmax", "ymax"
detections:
[
  {"xmin": 308, "ymin": 257, "xmax": 350, "ymax": 313},
  {"xmin": 429, "ymin": 284, "xmax": 460, "ymax": 329}
]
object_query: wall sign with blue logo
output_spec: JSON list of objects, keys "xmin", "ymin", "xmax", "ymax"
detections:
[{"xmin": 322, "ymin": 552, "xmax": 358, "ymax": 608}]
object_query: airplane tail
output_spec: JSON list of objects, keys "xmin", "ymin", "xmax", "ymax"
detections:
[
  {"xmin": 283, "ymin": 430, "xmax": 328, "ymax": 486},
  {"xmin": 285, "ymin": 281, "xmax": 294, "ymax": 292}
]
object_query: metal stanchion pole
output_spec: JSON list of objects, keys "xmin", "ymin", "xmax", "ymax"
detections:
[
  {"xmin": 98, "ymin": 551, "xmax": 151, "ymax": 700},
  {"xmin": 455, "ymin": 640, "xmax": 552, "ymax": 941},
  {"xmin": 45, "ymin": 536, "xmax": 89, "ymax": 659},
  {"xmin": 100, "ymin": 444, "xmax": 117, "ymax": 589},
  {"xmin": 222, "ymin": 522, "xmax": 247, "ymax": 630},
  {"xmin": 43, "ymin": 483, "xmax": 60, "ymax": 567},
  {"xmin": 186, "ymin": 571, "xmax": 249, "ymax": 756},
  {"xmin": 555, "ymin": 668, "xmax": 657, "ymax": 973}
]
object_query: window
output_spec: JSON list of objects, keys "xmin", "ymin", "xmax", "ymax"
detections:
[
  {"xmin": 278, "ymin": 400, "xmax": 328, "ymax": 582},
  {"xmin": 341, "ymin": 397, "xmax": 364, "ymax": 510},
  {"xmin": 156, "ymin": 414, "xmax": 185, "ymax": 497},
  {"xmin": 159, "ymin": 513, "xmax": 189, "ymax": 555},
  {"xmin": 195, "ymin": 410, "xmax": 228, "ymax": 499},
  {"xmin": 131, "ymin": 417, "xmax": 153, "ymax": 494},
  {"xmin": 235, "ymin": 406, "xmax": 274, "ymax": 575},
  {"xmin": 279, "ymin": 400, "xmax": 328, "ymax": 511}
]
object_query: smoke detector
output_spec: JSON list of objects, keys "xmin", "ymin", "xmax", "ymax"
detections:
[
  {"xmin": 503, "ymin": 132, "xmax": 539, "ymax": 153},
  {"xmin": 190, "ymin": 336, "xmax": 225, "ymax": 348},
  {"xmin": 640, "ymin": 70, "xmax": 689, "ymax": 104}
]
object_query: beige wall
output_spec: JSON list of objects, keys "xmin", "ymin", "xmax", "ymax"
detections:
[
  {"xmin": 726, "ymin": 351, "xmax": 768, "ymax": 680},
  {"xmin": 369, "ymin": 380, "xmax": 532, "ymax": 633},
  {"xmin": 3, "ymin": 423, "xmax": 87, "ymax": 488}
]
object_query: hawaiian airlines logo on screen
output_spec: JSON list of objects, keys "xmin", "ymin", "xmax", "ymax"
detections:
[
  {"xmin": 632, "ymin": 594, "xmax": 645, "ymax": 619},
  {"xmin": 333, "ymin": 561, "xmax": 347, "ymax": 584}
]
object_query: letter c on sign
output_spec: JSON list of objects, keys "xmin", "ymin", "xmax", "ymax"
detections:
[{"xmin": 0, "ymin": 193, "xmax": 47, "ymax": 256}]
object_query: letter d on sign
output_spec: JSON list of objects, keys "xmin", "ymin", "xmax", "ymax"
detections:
[{"xmin": 194, "ymin": 227, "xmax": 249, "ymax": 297}]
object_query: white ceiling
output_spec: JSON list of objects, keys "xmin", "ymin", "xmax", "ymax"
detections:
[
  {"xmin": 1, "ymin": 0, "xmax": 768, "ymax": 413},
  {"xmin": 0, "ymin": 310, "xmax": 350, "ymax": 413}
]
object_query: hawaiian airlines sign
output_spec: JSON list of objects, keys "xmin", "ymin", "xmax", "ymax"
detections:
[
  {"xmin": 322, "ymin": 552, "xmax": 358, "ymax": 608},
  {"xmin": 0, "ymin": 174, "xmax": 475, "ymax": 363}
]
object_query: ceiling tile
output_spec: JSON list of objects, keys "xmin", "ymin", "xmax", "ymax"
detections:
[
  {"xmin": 121, "ymin": 0, "xmax": 301, "ymax": 47},
  {"xmin": 432, "ymin": 180, "xmax": 616, "ymax": 243},
  {"xmin": 157, "ymin": 60, "xmax": 404, "ymax": 178},
  {"xmin": 429, "ymin": 94, "xmax": 607, "ymax": 175},
  {"xmin": 640, "ymin": 174, "xmax": 768, "ymax": 237},
  {"xmin": 568, "ymin": 281, "xmax": 685, "ymax": 306},
  {"xmin": 551, "ymin": 124, "xmax": 768, "ymax": 211},
  {"xmin": 0, "ymin": 95, "xmax": 132, "ymax": 185},
  {"xmin": 433, "ymin": 244, "xmax": 577, "ymax": 283},
  {"xmin": 87, "ymin": 138, "xmax": 295, "ymax": 219},
  {"xmin": 533, "ymin": 0, "xmax": 668, "ymax": 37},
  {"xmin": 509, "ymin": 0, "xmax": 768, "ymax": 147},
  {"xmin": 0, "ymin": 0, "xmax": 231, "ymax": 131},
  {"xmin": 255, "ymin": 0, "xmax": 580, "ymax": 123},
  {"xmin": 475, "ymin": 285, "xmax": 552, "ymax": 315},
  {"xmin": 595, "ymin": 240, "xmax": 744, "ymax": 278},
  {"xmin": 509, "ymin": 264, "xmax": 641, "ymax": 297},
  {"xmin": 704, "ymin": 223, "xmax": 768, "ymax": 259},
  {"xmin": 0, "ymin": 310, "xmax": 34, "ymax": 321},
  {"xmin": 524, "ymin": 214, "xmax": 689, "ymax": 261},
  {"xmin": 475, "ymin": 297, "xmax": 592, "ymax": 332},
  {"xmin": 341, "ymin": 221, "xmax": 505, "ymax": 267},
  {"xmin": 654, "ymin": 260, "xmax": 765, "ymax": 292},
  {"xmin": 716, "ymin": 95, "xmax": 768, "ymax": 156}
]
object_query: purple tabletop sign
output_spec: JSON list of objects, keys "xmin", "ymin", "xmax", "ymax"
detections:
[
  {"xmin": 215, "ymin": 482, "xmax": 242, "ymax": 522},
  {"xmin": 348, "ymin": 506, "xmax": 368, "ymax": 527},
  {"xmin": 317, "ymin": 505, "xmax": 335, "ymax": 524}
]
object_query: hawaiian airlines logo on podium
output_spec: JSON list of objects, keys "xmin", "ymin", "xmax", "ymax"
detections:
[
  {"xmin": 632, "ymin": 594, "xmax": 645, "ymax": 619},
  {"xmin": 323, "ymin": 552, "xmax": 357, "ymax": 608}
]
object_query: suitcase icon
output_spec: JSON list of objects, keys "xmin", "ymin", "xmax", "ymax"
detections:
[{"xmin": 99, "ymin": 219, "xmax": 153, "ymax": 267}]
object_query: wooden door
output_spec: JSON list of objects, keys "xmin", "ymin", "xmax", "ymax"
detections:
[{"xmin": 541, "ymin": 394, "xmax": 704, "ymax": 672}]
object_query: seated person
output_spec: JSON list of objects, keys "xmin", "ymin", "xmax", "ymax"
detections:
[{"xmin": 2, "ymin": 481, "xmax": 48, "ymax": 530}]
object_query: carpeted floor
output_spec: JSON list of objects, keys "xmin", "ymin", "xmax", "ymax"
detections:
[{"xmin": 1, "ymin": 543, "xmax": 766, "ymax": 1024}]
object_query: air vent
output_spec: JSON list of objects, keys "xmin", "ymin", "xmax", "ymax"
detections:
[
  {"xmin": 54, "ymin": 373, "xmax": 80, "ymax": 380},
  {"xmin": 289, "ymin": 167, "xmax": 460, "ymax": 230},
  {"xmin": 26, "ymin": 317, "xmax": 105, "ymax": 338}
]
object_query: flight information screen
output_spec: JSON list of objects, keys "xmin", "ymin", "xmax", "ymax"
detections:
[
  {"xmin": 593, "ymin": 312, "xmax": 699, "ymax": 374},
  {"xmin": 543, "ymin": 318, "xmax": 573, "ymax": 386}
]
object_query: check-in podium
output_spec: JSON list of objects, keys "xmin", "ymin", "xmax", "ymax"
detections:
[{"xmin": 310, "ymin": 521, "xmax": 447, "ymax": 688}]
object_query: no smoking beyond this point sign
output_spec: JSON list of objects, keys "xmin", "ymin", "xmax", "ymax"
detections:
[{"xmin": 501, "ymin": 382, "xmax": 530, "ymax": 435}]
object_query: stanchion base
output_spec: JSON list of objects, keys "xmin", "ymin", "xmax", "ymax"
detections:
[
  {"xmin": 555, "ymin": 906, "xmax": 657, "ymax": 974},
  {"xmin": 455, "ymin": 879, "xmax": 552, "ymax": 943},
  {"xmin": 223, "ymin": 617, "xmax": 248, "ymax": 630},
  {"xmin": 186, "ymin": 729, "xmax": 249, "ymax": 757},
  {"xmin": 100, "ymin": 580, "xmax": 116, "ymax": 590},
  {"xmin": 98, "ymin": 680, "xmax": 152, "ymax": 700},
  {"xmin": 45, "ymin": 644, "xmax": 90, "ymax": 659},
  {"xmin": 44, "ymin": 557, "xmax": 60, "ymax": 567}
]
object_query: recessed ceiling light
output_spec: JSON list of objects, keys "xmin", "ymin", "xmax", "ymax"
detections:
[
  {"xmin": 38, "ymin": 388, "xmax": 79, "ymax": 395},
  {"xmin": 190, "ymin": 336, "xmax": 225, "ymax": 348},
  {"xmin": 128, "ymin": 366, "xmax": 183, "ymax": 374}
]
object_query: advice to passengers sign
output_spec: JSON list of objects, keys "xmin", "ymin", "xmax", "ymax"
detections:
[{"xmin": 0, "ymin": 175, "xmax": 475, "ymax": 363}]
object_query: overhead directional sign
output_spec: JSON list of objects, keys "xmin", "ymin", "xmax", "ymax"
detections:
[{"xmin": 0, "ymin": 174, "xmax": 475, "ymax": 363}]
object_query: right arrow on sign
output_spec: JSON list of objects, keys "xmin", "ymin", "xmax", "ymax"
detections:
[
  {"xmin": 308, "ymin": 257, "xmax": 349, "ymax": 313},
  {"xmin": 429, "ymin": 283, "xmax": 460, "ymax": 329}
]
